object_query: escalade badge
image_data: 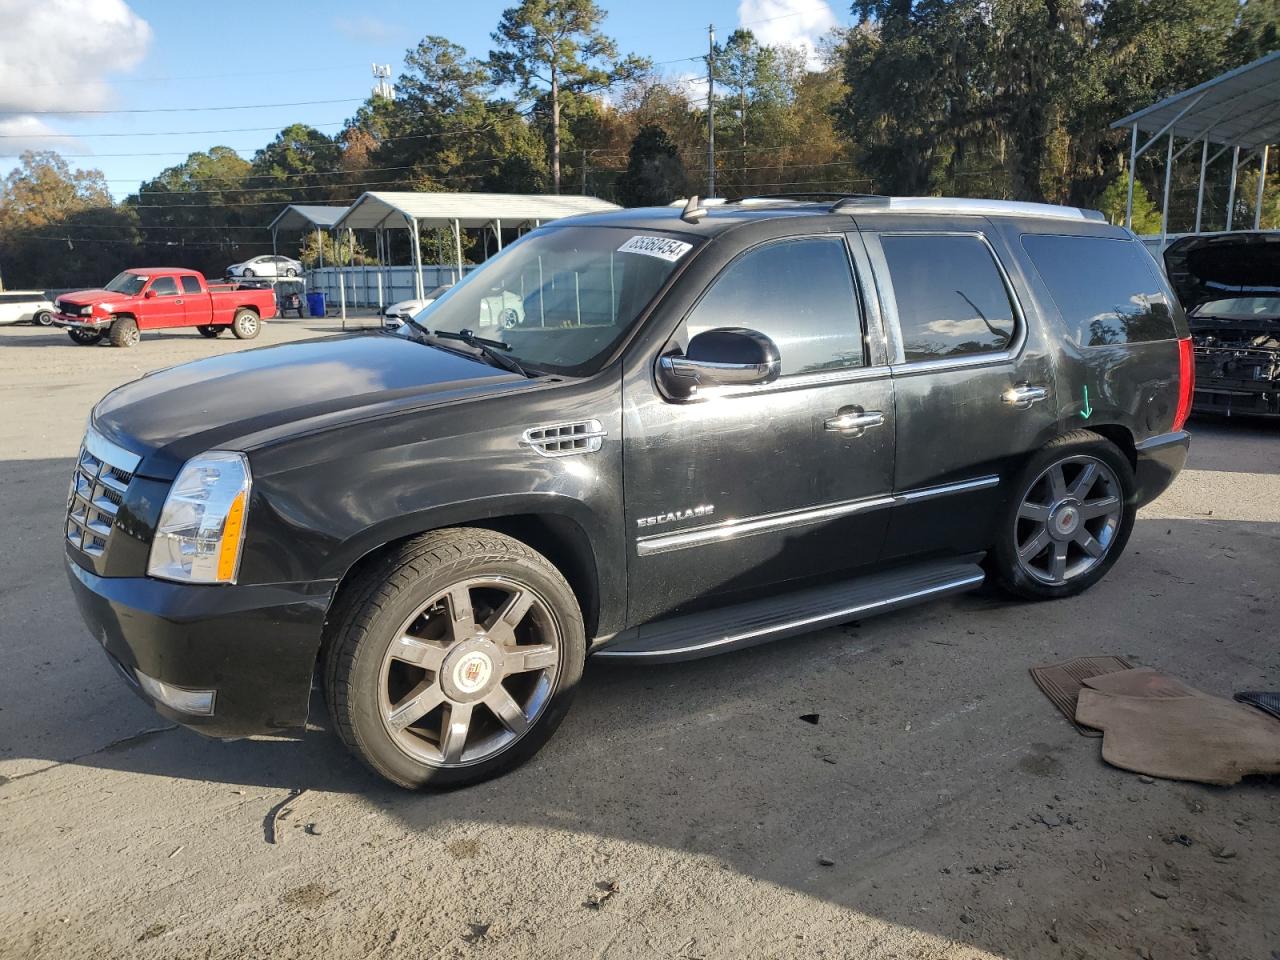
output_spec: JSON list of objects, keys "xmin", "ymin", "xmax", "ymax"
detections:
[{"xmin": 637, "ymin": 505, "xmax": 714, "ymax": 528}]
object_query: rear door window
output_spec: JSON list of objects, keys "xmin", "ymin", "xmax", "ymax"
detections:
[
  {"xmin": 180, "ymin": 276, "xmax": 202, "ymax": 294},
  {"xmin": 150, "ymin": 277, "xmax": 178, "ymax": 296},
  {"xmin": 1021, "ymin": 235, "xmax": 1177, "ymax": 345},
  {"xmin": 880, "ymin": 234, "xmax": 1018, "ymax": 362},
  {"xmin": 685, "ymin": 236, "xmax": 865, "ymax": 376}
]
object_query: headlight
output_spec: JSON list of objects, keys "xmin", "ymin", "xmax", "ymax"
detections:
[
  {"xmin": 79, "ymin": 305, "xmax": 93, "ymax": 316},
  {"xmin": 147, "ymin": 451, "xmax": 251, "ymax": 584}
]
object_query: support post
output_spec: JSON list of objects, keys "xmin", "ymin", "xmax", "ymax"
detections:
[
  {"xmin": 1125, "ymin": 124, "xmax": 1138, "ymax": 229},
  {"xmin": 338, "ymin": 268, "xmax": 346, "ymax": 330},
  {"xmin": 316, "ymin": 227, "xmax": 323, "ymax": 269},
  {"xmin": 1160, "ymin": 131, "xmax": 1174, "ymax": 248},
  {"xmin": 408, "ymin": 216, "xmax": 425, "ymax": 300},
  {"xmin": 1255, "ymin": 145, "xmax": 1270, "ymax": 230},
  {"xmin": 271, "ymin": 227, "xmax": 277, "ymax": 258},
  {"xmin": 1194, "ymin": 137, "xmax": 1209, "ymax": 233},
  {"xmin": 452, "ymin": 218, "xmax": 463, "ymax": 282},
  {"xmin": 1226, "ymin": 146, "xmax": 1240, "ymax": 231},
  {"xmin": 495, "ymin": 218, "xmax": 502, "ymax": 251},
  {"xmin": 707, "ymin": 23, "xmax": 716, "ymax": 199}
]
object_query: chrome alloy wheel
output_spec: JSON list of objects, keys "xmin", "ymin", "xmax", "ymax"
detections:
[
  {"xmin": 1014, "ymin": 455, "xmax": 1123, "ymax": 585},
  {"xmin": 377, "ymin": 577, "xmax": 561, "ymax": 768}
]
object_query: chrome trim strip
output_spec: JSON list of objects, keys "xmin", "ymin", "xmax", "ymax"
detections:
[
  {"xmin": 636, "ymin": 475, "xmax": 1000, "ymax": 556},
  {"xmin": 596, "ymin": 572, "xmax": 986, "ymax": 659},
  {"xmin": 83, "ymin": 424, "xmax": 142, "ymax": 475},
  {"xmin": 1134, "ymin": 430, "xmax": 1190, "ymax": 452}
]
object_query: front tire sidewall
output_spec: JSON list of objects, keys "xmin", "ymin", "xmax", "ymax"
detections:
[
  {"xmin": 108, "ymin": 318, "xmax": 139, "ymax": 348},
  {"xmin": 330, "ymin": 536, "xmax": 586, "ymax": 790},
  {"xmin": 992, "ymin": 433, "xmax": 1136, "ymax": 601},
  {"xmin": 231, "ymin": 310, "xmax": 260, "ymax": 339}
]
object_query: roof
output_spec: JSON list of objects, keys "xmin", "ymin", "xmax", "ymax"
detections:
[
  {"xmin": 1111, "ymin": 51, "xmax": 1280, "ymax": 149},
  {"xmin": 269, "ymin": 204, "xmax": 350, "ymax": 233},
  {"xmin": 333, "ymin": 191, "xmax": 620, "ymax": 230}
]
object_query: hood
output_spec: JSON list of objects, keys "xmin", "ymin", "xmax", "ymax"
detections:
[
  {"xmin": 57, "ymin": 289, "xmax": 134, "ymax": 307},
  {"xmin": 93, "ymin": 333, "xmax": 527, "ymax": 479},
  {"xmin": 1163, "ymin": 231, "xmax": 1280, "ymax": 311}
]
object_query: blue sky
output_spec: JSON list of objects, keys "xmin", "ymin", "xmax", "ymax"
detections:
[{"xmin": 0, "ymin": 0, "xmax": 846, "ymax": 199}]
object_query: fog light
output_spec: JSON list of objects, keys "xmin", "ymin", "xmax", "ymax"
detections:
[{"xmin": 135, "ymin": 670, "xmax": 216, "ymax": 716}]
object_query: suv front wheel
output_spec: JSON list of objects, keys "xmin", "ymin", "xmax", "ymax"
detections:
[
  {"xmin": 324, "ymin": 529, "xmax": 585, "ymax": 789},
  {"xmin": 991, "ymin": 431, "xmax": 1136, "ymax": 601}
]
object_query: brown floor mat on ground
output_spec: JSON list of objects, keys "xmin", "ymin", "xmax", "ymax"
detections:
[
  {"xmin": 1029, "ymin": 656, "xmax": 1134, "ymax": 736},
  {"xmin": 1075, "ymin": 669, "xmax": 1280, "ymax": 785}
]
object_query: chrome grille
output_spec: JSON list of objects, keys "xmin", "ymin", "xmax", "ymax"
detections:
[
  {"xmin": 66, "ymin": 431, "xmax": 139, "ymax": 558},
  {"xmin": 520, "ymin": 420, "xmax": 607, "ymax": 458}
]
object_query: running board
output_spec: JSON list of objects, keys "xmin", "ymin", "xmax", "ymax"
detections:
[{"xmin": 595, "ymin": 559, "xmax": 985, "ymax": 663}]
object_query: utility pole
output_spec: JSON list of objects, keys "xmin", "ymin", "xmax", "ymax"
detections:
[
  {"xmin": 707, "ymin": 23, "xmax": 716, "ymax": 199},
  {"xmin": 582, "ymin": 149, "xmax": 589, "ymax": 195}
]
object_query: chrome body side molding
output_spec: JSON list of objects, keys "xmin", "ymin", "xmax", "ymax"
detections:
[{"xmin": 635, "ymin": 475, "xmax": 999, "ymax": 557}]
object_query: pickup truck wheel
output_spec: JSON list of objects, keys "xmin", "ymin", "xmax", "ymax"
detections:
[
  {"xmin": 230, "ymin": 309, "xmax": 260, "ymax": 339},
  {"xmin": 32, "ymin": 310, "xmax": 53, "ymax": 327},
  {"xmin": 108, "ymin": 318, "xmax": 140, "ymax": 348},
  {"xmin": 67, "ymin": 328, "xmax": 105, "ymax": 345},
  {"xmin": 324, "ymin": 529, "xmax": 586, "ymax": 789},
  {"xmin": 991, "ymin": 431, "xmax": 1135, "ymax": 601},
  {"xmin": 197, "ymin": 325, "xmax": 222, "ymax": 338}
]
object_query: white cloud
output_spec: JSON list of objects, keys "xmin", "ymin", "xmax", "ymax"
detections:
[
  {"xmin": 333, "ymin": 16, "xmax": 396, "ymax": 42},
  {"xmin": 737, "ymin": 0, "xmax": 838, "ymax": 69},
  {"xmin": 0, "ymin": 0, "xmax": 150, "ymax": 157}
]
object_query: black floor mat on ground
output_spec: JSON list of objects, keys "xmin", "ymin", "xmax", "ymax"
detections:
[{"xmin": 1234, "ymin": 691, "xmax": 1280, "ymax": 721}]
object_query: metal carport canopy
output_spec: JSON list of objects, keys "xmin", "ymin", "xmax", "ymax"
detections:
[
  {"xmin": 333, "ymin": 191, "xmax": 619, "ymax": 230},
  {"xmin": 1112, "ymin": 51, "xmax": 1280, "ymax": 239},
  {"xmin": 268, "ymin": 204, "xmax": 350, "ymax": 233}
]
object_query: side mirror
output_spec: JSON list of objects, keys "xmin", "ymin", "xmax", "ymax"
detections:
[
  {"xmin": 143, "ymin": 289, "xmax": 156, "ymax": 299},
  {"xmin": 658, "ymin": 327, "xmax": 781, "ymax": 401}
]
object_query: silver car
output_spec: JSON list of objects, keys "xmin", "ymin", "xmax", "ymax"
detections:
[{"xmin": 226, "ymin": 255, "xmax": 302, "ymax": 279}]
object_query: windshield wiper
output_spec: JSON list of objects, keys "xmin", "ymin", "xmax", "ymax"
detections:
[{"xmin": 429, "ymin": 328, "xmax": 533, "ymax": 378}]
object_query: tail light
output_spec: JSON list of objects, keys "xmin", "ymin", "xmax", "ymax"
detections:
[{"xmin": 1172, "ymin": 336, "xmax": 1194, "ymax": 432}]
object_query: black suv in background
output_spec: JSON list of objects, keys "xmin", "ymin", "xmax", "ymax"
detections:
[{"xmin": 65, "ymin": 196, "xmax": 1193, "ymax": 788}]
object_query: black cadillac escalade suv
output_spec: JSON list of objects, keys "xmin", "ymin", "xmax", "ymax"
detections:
[{"xmin": 66, "ymin": 196, "xmax": 1193, "ymax": 788}]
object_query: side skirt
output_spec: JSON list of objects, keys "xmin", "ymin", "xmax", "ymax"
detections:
[{"xmin": 594, "ymin": 558, "xmax": 985, "ymax": 663}]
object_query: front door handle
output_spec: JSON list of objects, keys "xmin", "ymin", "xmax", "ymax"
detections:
[
  {"xmin": 825, "ymin": 407, "xmax": 885, "ymax": 435},
  {"xmin": 1003, "ymin": 384, "xmax": 1048, "ymax": 408}
]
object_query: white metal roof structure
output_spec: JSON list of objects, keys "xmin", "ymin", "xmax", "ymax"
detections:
[
  {"xmin": 1112, "ymin": 51, "xmax": 1280, "ymax": 244},
  {"xmin": 331, "ymin": 191, "xmax": 619, "ymax": 299},
  {"xmin": 267, "ymin": 205, "xmax": 350, "ymax": 267}
]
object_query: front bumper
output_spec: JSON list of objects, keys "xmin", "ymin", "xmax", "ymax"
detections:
[
  {"xmin": 66, "ymin": 553, "xmax": 335, "ymax": 738},
  {"xmin": 1132, "ymin": 431, "xmax": 1190, "ymax": 508},
  {"xmin": 53, "ymin": 314, "xmax": 112, "ymax": 329}
]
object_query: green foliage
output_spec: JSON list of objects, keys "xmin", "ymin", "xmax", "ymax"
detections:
[
  {"xmin": 1097, "ymin": 175, "xmax": 1162, "ymax": 232},
  {"xmin": 298, "ymin": 231, "xmax": 374, "ymax": 269},
  {"xmin": 615, "ymin": 124, "xmax": 689, "ymax": 206}
]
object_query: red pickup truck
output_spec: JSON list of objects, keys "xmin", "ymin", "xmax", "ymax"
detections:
[{"xmin": 53, "ymin": 268, "xmax": 278, "ymax": 347}]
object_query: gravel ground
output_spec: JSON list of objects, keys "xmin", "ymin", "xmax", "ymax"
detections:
[{"xmin": 0, "ymin": 318, "xmax": 1276, "ymax": 960}]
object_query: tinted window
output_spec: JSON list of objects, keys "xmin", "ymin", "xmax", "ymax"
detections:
[
  {"xmin": 881, "ymin": 234, "xmax": 1017, "ymax": 362},
  {"xmin": 1021, "ymin": 235, "xmax": 1177, "ymax": 345},
  {"xmin": 180, "ymin": 276, "xmax": 202, "ymax": 294},
  {"xmin": 150, "ymin": 276, "xmax": 178, "ymax": 296},
  {"xmin": 686, "ymin": 236, "xmax": 864, "ymax": 376}
]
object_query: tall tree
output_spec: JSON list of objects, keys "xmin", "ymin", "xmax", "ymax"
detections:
[
  {"xmin": 488, "ymin": 0, "xmax": 649, "ymax": 192},
  {"xmin": 615, "ymin": 124, "xmax": 689, "ymax": 206},
  {"xmin": 0, "ymin": 151, "xmax": 111, "ymax": 230}
]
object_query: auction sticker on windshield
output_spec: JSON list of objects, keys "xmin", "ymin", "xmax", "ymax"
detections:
[{"xmin": 617, "ymin": 235, "xmax": 693, "ymax": 262}]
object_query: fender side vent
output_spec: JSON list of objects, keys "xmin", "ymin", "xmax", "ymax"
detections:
[{"xmin": 520, "ymin": 420, "xmax": 607, "ymax": 458}]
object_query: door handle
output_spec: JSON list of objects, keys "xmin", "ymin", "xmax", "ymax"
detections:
[
  {"xmin": 1003, "ymin": 384, "xmax": 1048, "ymax": 408},
  {"xmin": 824, "ymin": 407, "xmax": 885, "ymax": 434},
  {"xmin": 174, "ymin": 299, "xmax": 184, "ymax": 305}
]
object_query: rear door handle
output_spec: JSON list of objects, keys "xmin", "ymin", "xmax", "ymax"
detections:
[
  {"xmin": 825, "ymin": 408, "xmax": 885, "ymax": 434},
  {"xmin": 1003, "ymin": 384, "xmax": 1048, "ymax": 408}
]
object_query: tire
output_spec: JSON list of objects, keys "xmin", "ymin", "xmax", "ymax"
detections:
[
  {"xmin": 197, "ymin": 325, "xmax": 222, "ymax": 338},
  {"xmin": 285, "ymin": 268, "xmax": 297, "ymax": 277},
  {"xmin": 108, "ymin": 317, "xmax": 140, "ymax": 348},
  {"xmin": 242, "ymin": 268, "xmax": 255, "ymax": 278},
  {"xmin": 67, "ymin": 328, "xmax": 105, "ymax": 345},
  {"xmin": 990, "ymin": 430, "xmax": 1136, "ymax": 601},
  {"xmin": 230, "ymin": 309, "xmax": 259, "ymax": 340},
  {"xmin": 32, "ymin": 310, "xmax": 53, "ymax": 327},
  {"xmin": 324, "ymin": 528, "xmax": 586, "ymax": 789}
]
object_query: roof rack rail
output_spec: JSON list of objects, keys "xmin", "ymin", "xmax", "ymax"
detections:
[
  {"xmin": 733, "ymin": 192, "xmax": 885, "ymax": 206},
  {"xmin": 829, "ymin": 196, "xmax": 1107, "ymax": 222}
]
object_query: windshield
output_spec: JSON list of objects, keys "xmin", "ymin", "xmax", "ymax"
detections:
[
  {"xmin": 104, "ymin": 272, "xmax": 147, "ymax": 295},
  {"xmin": 1194, "ymin": 297, "xmax": 1280, "ymax": 318},
  {"xmin": 399, "ymin": 226, "xmax": 696, "ymax": 375}
]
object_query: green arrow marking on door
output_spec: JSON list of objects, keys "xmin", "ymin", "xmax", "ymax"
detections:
[{"xmin": 1081, "ymin": 385, "xmax": 1093, "ymax": 420}]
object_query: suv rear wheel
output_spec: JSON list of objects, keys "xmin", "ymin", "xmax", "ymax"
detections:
[
  {"xmin": 109, "ymin": 317, "xmax": 140, "ymax": 348},
  {"xmin": 230, "ymin": 309, "xmax": 259, "ymax": 340},
  {"xmin": 991, "ymin": 431, "xmax": 1135, "ymax": 600},
  {"xmin": 324, "ymin": 529, "xmax": 585, "ymax": 789}
]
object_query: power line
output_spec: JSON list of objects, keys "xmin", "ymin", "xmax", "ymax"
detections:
[
  {"xmin": 0, "ymin": 121, "xmax": 350, "ymax": 139},
  {"xmin": 19, "ymin": 63, "xmax": 375, "ymax": 89},
  {"xmin": 21, "ymin": 97, "xmax": 366, "ymax": 116}
]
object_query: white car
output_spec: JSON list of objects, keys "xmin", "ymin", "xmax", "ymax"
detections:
[
  {"xmin": 226, "ymin": 255, "xmax": 302, "ymax": 279},
  {"xmin": 382, "ymin": 285, "xmax": 452, "ymax": 330},
  {"xmin": 0, "ymin": 290, "xmax": 56, "ymax": 326}
]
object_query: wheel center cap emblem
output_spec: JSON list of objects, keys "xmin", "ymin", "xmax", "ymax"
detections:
[
  {"xmin": 453, "ymin": 651, "xmax": 493, "ymax": 695},
  {"xmin": 1055, "ymin": 506, "xmax": 1078, "ymax": 534}
]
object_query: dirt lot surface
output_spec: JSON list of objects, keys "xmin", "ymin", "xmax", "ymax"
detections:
[{"xmin": 1, "ymin": 319, "xmax": 1276, "ymax": 960}]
